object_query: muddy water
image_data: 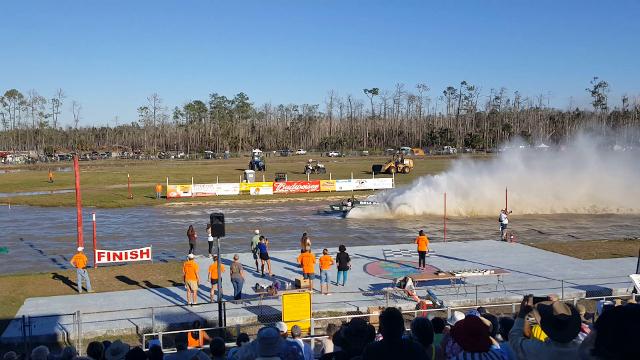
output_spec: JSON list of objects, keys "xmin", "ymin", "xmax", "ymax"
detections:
[{"xmin": 1, "ymin": 202, "xmax": 639, "ymax": 274}]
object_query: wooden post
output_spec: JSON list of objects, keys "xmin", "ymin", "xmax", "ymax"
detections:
[{"xmin": 73, "ymin": 156, "xmax": 84, "ymax": 247}]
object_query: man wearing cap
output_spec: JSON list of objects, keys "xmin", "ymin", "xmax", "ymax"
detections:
[
  {"xmin": 251, "ymin": 230, "xmax": 261, "ymax": 272},
  {"xmin": 509, "ymin": 295, "xmax": 582, "ymax": 359},
  {"xmin": 70, "ymin": 247, "xmax": 93, "ymax": 293},
  {"xmin": 183, "ymin": 254, "xmax": 200, "ymax": 305}
]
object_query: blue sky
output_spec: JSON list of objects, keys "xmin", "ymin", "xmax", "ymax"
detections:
[{"xmin": 1, "ymin": 0, "xmax": 638, "ymax": 127}]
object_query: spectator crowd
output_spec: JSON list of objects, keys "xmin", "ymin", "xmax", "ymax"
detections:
[{"xmin": 3, "ymin": 295, "xmax": 638, "ymax": 360}]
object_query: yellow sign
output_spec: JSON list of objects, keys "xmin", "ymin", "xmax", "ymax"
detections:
[
  {"xmin": 239, "ymin": 182, "xmax": 274, "ymax": 195},
  {"xmin": 282, "ymin": 292, "xmax": 312, "ymax": 333},
  {"xmin": 320, "ymin": 180, "xmax": 336, "ymax": 192}
]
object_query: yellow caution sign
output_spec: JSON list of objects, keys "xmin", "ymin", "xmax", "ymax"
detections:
[{"xmin": 282, "ymin": 292, "xmax": 312, "ymax": 333}]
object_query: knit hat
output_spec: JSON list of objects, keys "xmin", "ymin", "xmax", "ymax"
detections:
[
  {"xmin": 257, "ymin": 327, "xmax": 282, "ymax": 357},
  {"xmin": 104, "ymin": 340, "xmax": 129, "ymax": 360}
]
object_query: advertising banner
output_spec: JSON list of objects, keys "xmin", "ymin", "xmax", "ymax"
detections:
[
  {"xmin": 334, "ymin": 179, "xmax": 355, "ymax": 192},
  {"xmin": 95, "ymin": 246, "xmax": 152, "ymax": 264},
  {"xmin": 192, "ymin": 183, "xmax": 240, "ymax": 196},
  {"xmin": 319, "ymin": 180, "xmax": 336, "ymax": 192},
  {"xmin": 167, "ymin": 184, "xmax": 193, "ymax": 198},
  {"xmin": 273, "ymin": 181, "xmax": 321, "ymax": 194},
  {"xmin": 351, "ymin": 178, "xmax": 394, "ymax": 190},
  {"xmin": 240, "ymin": 182, "xmax": 274, "ymax": 195}
]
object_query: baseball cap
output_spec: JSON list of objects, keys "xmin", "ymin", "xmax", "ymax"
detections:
[
  {"xmin": 187, "ymin": 253, "xmax": 195, "ymax": 259},
  {"xmin": 447, "ymin": 311, "xmax": 465, "ymax": 326},
  {"xmin": 275, "ymin": 321, "xmax": 288, "ymax": 333},
  {"xmin": 254, "ymin": 229, "xmax": 260, "ymax": 234},
  {"xmin": 77, "ymin": 247, "xmax": 84, "ymax": 251}
]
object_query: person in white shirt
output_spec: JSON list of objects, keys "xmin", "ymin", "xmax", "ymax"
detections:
[{"xmin": 499, "ymin": 209, "xmax": 511, "ymax": 241}]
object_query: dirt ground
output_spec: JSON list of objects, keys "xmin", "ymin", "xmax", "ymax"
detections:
[{"xmin": 526, "ymin": 238, "xmax": 640, "ymax": 260}]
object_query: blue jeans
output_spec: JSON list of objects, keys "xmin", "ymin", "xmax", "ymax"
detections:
[
  {"xmin": 303, "ymin": 273, "xmax": 314, "ymax": 280},
  {"xmin": 337, "ymin": 270, "xmax": 348, "ymax": 285},
  {"xmin": 320, "ymin": 270, "xmax": 329, "ymax": 284},
  {"xmin": 231, "ymin": 277, "xmax": 244, "ymax": 300},
  {"xmin": 76, "ymin": 268, "xmax": 92, "ymax": 293}
]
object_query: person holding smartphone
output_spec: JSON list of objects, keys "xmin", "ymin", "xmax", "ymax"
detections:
[{"xmin": 509, "ymin": 294, "xmax": 582, "ymax": 359}]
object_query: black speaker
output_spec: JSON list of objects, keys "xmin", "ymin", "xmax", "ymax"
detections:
[{"xmin": 210, "ymin": 213, "xmax": 225, "ymax": 238}]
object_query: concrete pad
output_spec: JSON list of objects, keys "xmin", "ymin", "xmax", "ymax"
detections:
[{"xmin": 2, "ymin": 240, "xmax": 636, "ymax": 343}]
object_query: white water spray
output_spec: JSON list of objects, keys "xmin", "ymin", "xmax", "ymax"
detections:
[{"xmin": 348, "ymin": 134, "xmax": 640, "ymax": 218}]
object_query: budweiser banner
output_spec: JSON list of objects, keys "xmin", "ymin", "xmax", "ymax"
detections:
[
  {"xmin": 95, "ymin": 246, "xmax": 152, "ymax": 264},
  {"xmin": 192, "ymin": 183, "xmax": 240, "ymax": 196},
  {"xmin": 167, "ymin": 184, "xmax": 192, "ymax": 198},
  {"xmin": 273, "ymin": 180, "xmax": 321, "ymax": 194}
]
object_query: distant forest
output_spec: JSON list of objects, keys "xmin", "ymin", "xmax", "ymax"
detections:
[{"xmin": 1, "ymin": 77, "xmax": 639, "ymax": 154}]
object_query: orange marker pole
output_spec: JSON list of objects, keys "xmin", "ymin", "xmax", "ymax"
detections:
[{"xmin": 73, "ymin": 156, "xmax": 84, "ymax": 248}]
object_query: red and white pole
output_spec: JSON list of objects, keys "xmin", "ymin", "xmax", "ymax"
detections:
[
  {"xmin": 443, "ymin": 192, "xmax": 447, "ymax": 243},
  {"xmin": 92, "ymin": 212, "xmax": 97, "ymax": 268},
  {"xmin": 73, "ymin": 156, "xmax": 84, "ymax": 248},
  {"xmin": 505, "ymin": 187, "xmax": 508, "ymax": 211}
]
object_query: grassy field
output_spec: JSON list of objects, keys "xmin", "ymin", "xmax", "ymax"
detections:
[
  {"xmin": 0, "ymin": 261, "xmax": 184, "ymax": 338},
  {"xmin": 0, "ymin": 154, "xmax": 479, "ymax": 208}
]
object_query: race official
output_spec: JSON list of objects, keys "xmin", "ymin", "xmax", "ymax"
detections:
[
  {"xmin": 70, "ymin": 247, "xmax": 93, "ymax": 293},
  {"xmin": 183, "ymin": 253, "xmax": 200, "ymax": 305},
  {"xmin": 414, "ymin": 230, "xmax": 430, "ymax": 270}
]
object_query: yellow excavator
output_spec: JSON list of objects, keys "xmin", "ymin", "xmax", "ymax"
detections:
[{"xmin": 372, "ymin": 154, "xmax": 414, "ymax": 174}]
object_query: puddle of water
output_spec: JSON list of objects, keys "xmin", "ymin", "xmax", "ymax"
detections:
[
  {"xmin": 1, "ymin": 202, "xmax": 640, "ymax": 274},
  {"xmin": 0, "ymin": 167, "xmax": 71, "ymax": 175},
  {"xmin": 0, "ymin": 189, "xmax": 74, "ymax": 198}
]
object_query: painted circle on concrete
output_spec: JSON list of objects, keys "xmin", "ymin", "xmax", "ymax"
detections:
[{"xmin": 364, "ymin": 260, "xmax": 439, "ymax": 280}]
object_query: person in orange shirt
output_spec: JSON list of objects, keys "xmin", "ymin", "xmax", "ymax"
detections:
[
  {"xmin": 183, "ymin": 253, "xmax": 200, "ymax": 305},
  {"xmin": 155, "ymin": 183, "xmax": 162, "ymax": 199},
  {"xmin": 208, "ymin": 255, "xmax": 226, "ymax": 302},
  {"xmin": 70, "ymin": 247, "xmax": 93, "ymax": 293},
  {"xmin": 48, "ymin": 169, "xmax": 54, "ymax": 183},
  {"xmin": 187, "ymin": 320, "xmax": 211, "ymax": 348},
  {"xmin": 297, "ymin": 248, "xmax": 316, "ymax": 291},
  {"xmin": 318, "ymin": 248, "xmax": 335, "ymax": 295},
  {"xmin": 415, "ymin": 230, "xmax": 430, "ymax": 270}
]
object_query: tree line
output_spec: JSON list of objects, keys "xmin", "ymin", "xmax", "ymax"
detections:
[{"xmin": 1, "ymin": 77, "xmax": 639, "ymax": 154}]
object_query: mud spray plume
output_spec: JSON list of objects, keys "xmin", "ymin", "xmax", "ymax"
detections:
[{"xmin": 348, "ymin": 133, "xmax": 640, "ymax": 219}]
